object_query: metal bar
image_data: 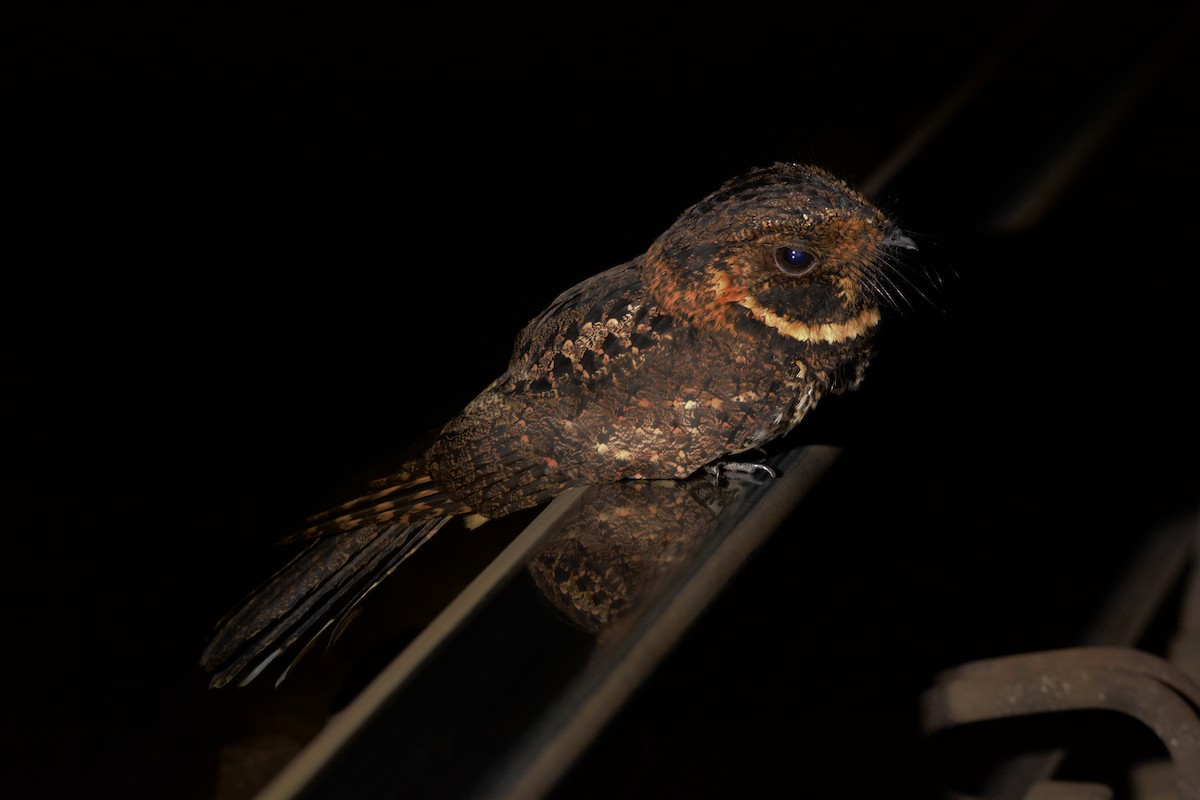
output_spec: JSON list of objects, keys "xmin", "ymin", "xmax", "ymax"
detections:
[
  {"xmin": 254, "ymin": 486, "xmax": 591, "ymax": 800},
  {"xmin": 988, "ymin": 23, "xmax": 1194, "ymax": 233},
  {"xmin": 1082, "ymin": 515, "xmax": 1198, "ymax": 648},
  {"xmin": 922, "ymin": 648, "xmax": 1200, "ymax": 799},
  {"xmin": 482, "ymin": 444, "xmax": 842, "ymax": 800},
  {"xmin": 252, "ymin": 444, "xmax": 843, "ymax": 799},
  {"xmin": 921, "ymin": 515, "xmax": 1200, "ymax": 799}
]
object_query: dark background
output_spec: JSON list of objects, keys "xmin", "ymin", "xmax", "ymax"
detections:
[{"xmin": 8, "ymin": 6, "xmax": 1198, "ymax": 798}]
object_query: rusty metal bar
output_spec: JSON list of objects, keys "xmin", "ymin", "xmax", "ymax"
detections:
[
  {"xmin": 922, "ymin": 647, "xmax": 1200, "ymax": 798},
  {"xmin": 921, "ymin": 514, "xmax": 1200, "ymax": 799}
]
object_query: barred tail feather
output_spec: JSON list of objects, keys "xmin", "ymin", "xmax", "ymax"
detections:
[
  {"xmin": 283, "ymin": 484, "xmax": 471, "ymax": 542},
  {"xmin": 201, "ymin": 516, "xmax": 450, "ymax": 688}
]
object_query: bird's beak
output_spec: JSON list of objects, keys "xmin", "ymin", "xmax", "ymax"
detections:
[{"xmin": 886, "ymin": 231, "xmax": 919, "ymax": 251}]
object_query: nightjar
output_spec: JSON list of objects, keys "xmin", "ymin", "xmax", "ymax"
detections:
[{"xmin": 201, "ymin": 162, "xmax": 916, "ymax": 687}]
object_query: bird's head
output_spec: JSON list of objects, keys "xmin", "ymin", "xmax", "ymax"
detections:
[{"xmin": 642, "ymin": 162, "xmax": 916, "ymax": 347}]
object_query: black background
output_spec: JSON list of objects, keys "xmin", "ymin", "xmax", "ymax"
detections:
[{"xmin": 8, "ymin": 6, "xmax": 1199, "ymax": 798}]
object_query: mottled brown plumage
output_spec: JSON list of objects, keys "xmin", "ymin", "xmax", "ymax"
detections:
[
  {"xmin": 202, "ymin": 162, "xmax": 915, "ymax": 687},
  {"xmin": 529, "ymin": 477, "xmax": 741, "ymax": 637}
]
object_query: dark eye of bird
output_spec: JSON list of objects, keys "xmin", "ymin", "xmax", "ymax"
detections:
[{"xmin": 774, "ymin": 246, "xmax": 817, "ymax": 276}]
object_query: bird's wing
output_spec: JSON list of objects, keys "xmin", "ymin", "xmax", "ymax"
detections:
[
  {"xmin": 203, "ymin": 262, "xmax": 668, "ymax": 687},
  {"xmin": 425, "ymin": 259, "xmax": 691, "ymax": 514}
]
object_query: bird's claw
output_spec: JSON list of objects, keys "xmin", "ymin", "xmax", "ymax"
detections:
[{"xmin": 704, "ymin": 461, "xmax": 778, "ymax": 481}]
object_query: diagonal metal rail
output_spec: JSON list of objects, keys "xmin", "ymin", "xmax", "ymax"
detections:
[{"xmin": 255, "ymin": 445, "xmax": 843, "ymax": 799}]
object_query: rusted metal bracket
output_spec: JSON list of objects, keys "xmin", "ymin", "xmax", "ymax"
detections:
[
  {"xmin": 922, "ymin": 647, "xmax": 1200, "ymax": 798},
  {"xmin": 919, "ymin": 510, "xmax": 1199, "ymax": 799}
]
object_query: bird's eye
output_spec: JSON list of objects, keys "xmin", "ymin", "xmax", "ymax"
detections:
[{"xmin": 774, "ymin": 246, "xmax": 818, "ymax": 276}]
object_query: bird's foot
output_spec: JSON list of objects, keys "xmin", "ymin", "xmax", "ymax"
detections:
[{"xmin": 704, "ymin": 460, "xmax": 778, "ymax": 482}]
